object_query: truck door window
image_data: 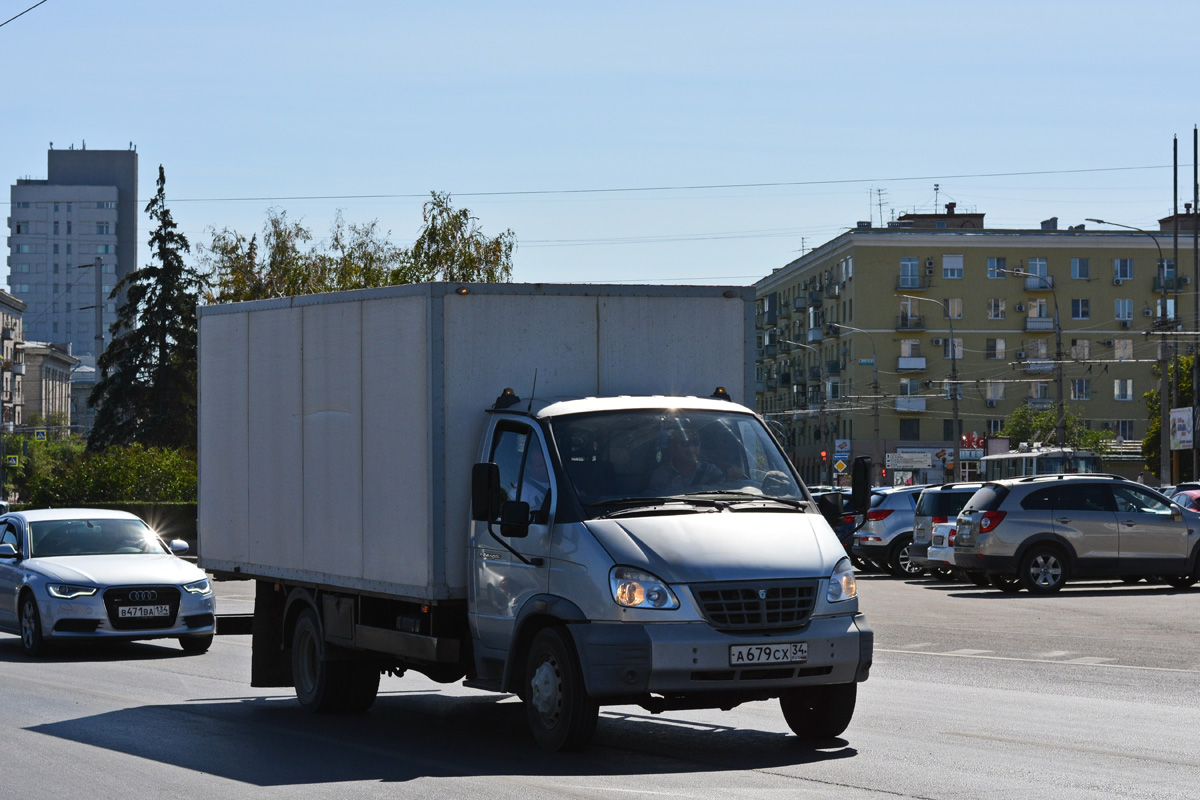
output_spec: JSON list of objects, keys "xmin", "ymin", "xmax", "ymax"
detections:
[{"xmin": 490, "ymin": 425, "xmax": 551, "ymax": 522}]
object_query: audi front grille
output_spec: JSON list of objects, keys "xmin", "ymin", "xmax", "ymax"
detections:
[
  {"xmin": 103, "ymin": 586, "xmax": 182, "ymax": 630},
  {"xmin": 691, "ymin": 580, "xmax": 819, "ymax": 632}
]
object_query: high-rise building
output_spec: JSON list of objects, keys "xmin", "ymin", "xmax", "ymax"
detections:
[
  {"xmin": 7, "ymin": 145, "xmax": 138, "ymax": 364},
  {"xmin": 756, "ymin": 206, "xmax": 1194, "ymax": 486}
]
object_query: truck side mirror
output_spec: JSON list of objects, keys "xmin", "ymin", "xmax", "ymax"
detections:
[
  {"xmin": 851, "ymin": 456, "xmax": 872, "ymax": 514},
  {"xmin": 499, "ymin": 500, "xmax": 532, "ymax": 538},
  {"xmin": 471, "ymin": 462, "xmax": 502, "ymax": 521},
  {"xmin": 816, "ymin": 493, "xmax": 843, "ymax": 528}
]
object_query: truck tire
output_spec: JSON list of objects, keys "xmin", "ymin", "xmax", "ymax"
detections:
[
  {"xmin": 779, "ymin": 682, "xmax": 857, "ymax": 740},
  {"xmin": 524, "ymin": 627, "xmax": 598, "ymax": 752},
  {"xmin": 339, "ymin": 661, "xmax": 381, "ymax": 713},
  {"xmin": 291, "ymin": 609, "xmax": 379, "ymax": 714}
]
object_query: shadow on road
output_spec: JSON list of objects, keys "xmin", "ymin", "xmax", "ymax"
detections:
[{"xmin": 27, "ymin": 688, "xmax": 857, "ymax": 785}]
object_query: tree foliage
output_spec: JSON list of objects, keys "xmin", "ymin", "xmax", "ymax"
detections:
[
  {"xmin": 1140, "ymin": 354, "xmax": 1195, "ymax": 482},
  {"xmin": 200, "ymin": 192, "xmax": 514, "ymax": 304},
  {"xmin": 999, "ymin": 403, "xmax": 1116, "ymax": 454},
  {"xmin": 12, "ymin": 439, "xmax": 196, "ymax": 506},
  {"xmin": 88, "ymin": 166, "xmax": 206, "ymax": 451}
]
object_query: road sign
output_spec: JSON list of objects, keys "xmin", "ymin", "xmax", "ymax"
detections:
[
  {"xmin": 885, "ymin": 452, "xmax": 932, "ymax": 469},
  {"xmin": 834, "ymin": 459, "xmax": 847, "ymax": 473},
  {"xmin": 834, "ymin": 439, "xmax": 851, "ymax": 458},
  {"xmin": 6, "ymin": 456, "xmax": 17, "ymax": 467},
  {"xmin": 35, "ymin": 429, "xmax": 46, "ymax": 441}
]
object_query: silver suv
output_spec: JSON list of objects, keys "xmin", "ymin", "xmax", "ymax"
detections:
[
  {"xmin": 911, "ymin": 483, "xmax": 987, "ymax": 583},
  {"xmin": 852, "ymin": 486, "xmax": 926, "ymax": 577},
  {"xmin": 953, "ymin": 475, "xmax": 1200, "ymax": 594}
]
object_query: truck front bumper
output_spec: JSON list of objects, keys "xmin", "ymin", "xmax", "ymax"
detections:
[{"xmin": 569, "ymin": 613, "xmax": 872, "ymax": 701}]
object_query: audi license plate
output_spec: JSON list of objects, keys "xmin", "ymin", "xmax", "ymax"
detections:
[
  {"xmin": 729, "ymin": 642, "xmax": 807, "ymax": 666},
  {"xmin": 119, "ymin": 605, "xmax": 170, "ymax": 618}
]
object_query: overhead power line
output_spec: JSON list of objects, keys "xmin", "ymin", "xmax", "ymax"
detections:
[{"xmin": 0, "ymin": 0, "xmax": 48, "ymax": 29}]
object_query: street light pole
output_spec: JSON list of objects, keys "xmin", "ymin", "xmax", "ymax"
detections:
[
  {"xmin": 997, "ymin": 268, "xmax": 1065, "ymax": 447},
  {"xmin": 830, "ymin": 323, "xmax": 881, "ymax": 485},
  {"xmin": 1087, "ymin": 218, "xmax": 1172, "ymax": 484},
  {"xmin": 898, "ymin": 295, "xmax": 960, "ymax": 480},
  {"xmin": 782, "ymin": 339, "xmax": 830, "ymax": 485}
]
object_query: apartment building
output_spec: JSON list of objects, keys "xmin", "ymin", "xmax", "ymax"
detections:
[
  {"xmin": 7, "ymin": 145, "xmax": 138, "ymax": 364},
  {"xmin": 0, "ymin": 290, "xmax": 26, "ymax": 431},
  {"xmin": 755, "ymin": 205, "xmax": 1196, "ymax": 486}
]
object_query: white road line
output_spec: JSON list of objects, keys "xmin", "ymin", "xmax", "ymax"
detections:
[{"xmin": 878, "ymin": 648, "xmax": 1200, "ymax": 674}]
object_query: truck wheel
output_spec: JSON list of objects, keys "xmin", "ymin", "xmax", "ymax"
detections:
[
  {"xmin": 524, "ymin": 627, "xmax": 598, "ymax": 752},
  {"xmin": 779, "ymin": 682, "xmax": 857, "ymax": 740},
  {"xmin": 292, "ymin": 609, "xmax": 340, "ymax": 712},
  {"xmin": 339, "ymin": 662, "xmax": 381, "ymax": 713}
]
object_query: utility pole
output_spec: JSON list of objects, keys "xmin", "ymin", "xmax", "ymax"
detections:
[
  {"xmin": 1193, "ymin": 126, "xmax": 1199, "ymax": 481},
  {"xmin": 898, "ymin": 295, "xmax": 960, "ymax": 480}
]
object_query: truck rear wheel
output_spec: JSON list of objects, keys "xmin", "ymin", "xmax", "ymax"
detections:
[
  {"xmin": 524, "ymin": 627, "xmax": 598, "ymax": 752},
  {"xmin": 291, "ymin": 609, "xmax": 378, "ymax": 713},
  {"xmin": 779, "ymin": 682, "xmax": 857, "ymax": 740}
]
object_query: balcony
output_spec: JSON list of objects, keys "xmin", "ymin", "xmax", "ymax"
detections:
[
  {"xmin": 1026, "ymin": 397, "xmax": 1054, "ymax": 409},
  {"xmin": 895, "ymin": 397, "xmax": 926, "ymax": 412},
  {"xmin": 762, "ymin": 343, "xmax": 778, "ymax": 358},
  {"xmin": 755, "ymin": 380, "xmax": 765, "ymax": 393},
  {"xmin": 10, "ymin": 363, "xmax": 24, "ymax": 376},
  {"xmin": 779, "ymin": 372, "xmax": 792, "ymax": 385},
  {"xmin": 825, "ymin": 323, "xmax": 841, "ymax": 337},
  {"xmin": 896, "ymin": 276, "xmax": 927, "ymax": 291},
  {"xmin": 777, "ymin": 302, "xmax": 792, "ymax": 319},
  {"xmin": 1154, "ymin": 276, "xmax": 1188, "ymax": 291},
  {"xmin": 793, "ymin": 296, "xmax": 807, "ymax": 312},
  {"xmin": 755, "ymin": 312, "xmax": 766, "ymax": 330},
  {"xmin": 1024, "ymin": 275, "xmax": 1053, "ymax": 291},
  {"xmin": 897, "ymin": 356, "xmax": 927, "ymax": 371},
  {"xmin": 808, "ymin": 366, "xmax": 822, "ymax": 381},
  {"xmin": 825, "ymin": 283, "xmax": 842, "ymax": 299},
  {"xmin": 1024, "ymin": 358, "xmax": 1054, "ymax": 374},
  {"xmin": 807, "ymin": 327, "xmax": 824, "ymax": 343},
  {"xmin": 895, "ymin": 315, "xmax": 926, "ymax": 331},
  {"xmin": 1024, "ymin": 316, "xmax": 1055, "ymax": 332},
  {"xmin": 809, "ymin": 290, "xmax": 823, "ymax": 307}
]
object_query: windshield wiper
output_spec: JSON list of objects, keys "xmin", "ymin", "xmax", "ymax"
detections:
[
  {"xmin": 588, "ymin": 496, "xmax": 727, "ymax": 518},
  {"xmin": 685, "ymin": 491, "xmax": 809, "ymax": 510}
]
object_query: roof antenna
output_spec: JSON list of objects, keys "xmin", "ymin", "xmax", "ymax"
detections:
[{"xmin": 526, "ymin": 369, "xmax": 538, "ymax": 412}]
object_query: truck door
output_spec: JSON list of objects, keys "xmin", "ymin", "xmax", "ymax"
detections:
[{"xmin": 469, "ymin": 420, "xmax": 555, "ymax": 655}]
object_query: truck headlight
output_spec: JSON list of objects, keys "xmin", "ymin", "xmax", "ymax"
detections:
[
  {"xmin": 610, "ymin": 567, "xmax": 679, "ymax": 609},
  {"xmin": 827, "ymin": 558, "xmax": 858, "ymax": 603},
  {"xmin": 47, "ymin": 584, "xmax": 98, "ymax": 599}
]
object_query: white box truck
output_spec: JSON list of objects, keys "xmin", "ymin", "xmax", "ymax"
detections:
[{"xmin": 198, "ymin": 282, "xmax": 871, "ymax": 751}]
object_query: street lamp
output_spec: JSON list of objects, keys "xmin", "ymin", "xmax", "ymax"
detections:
[
  {"xmin": 781, "ymin": 339, "xmax": 831, "ymax": 485},
  {"xmin": 996, "ymin": 268, "xmax": 1065, "ymax": 447},
  {"xmin": 897, "ymin": 295, "xmax": 961, "ymax": 480},
  {"xmin": 1086, "ymin": 218, "xmax": 1172, "ymax": 484},
  {"xmin": 827, "ymin": 323, "xmax": 881, "ymax": 485}
]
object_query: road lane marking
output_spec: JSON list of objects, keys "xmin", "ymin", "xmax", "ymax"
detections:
[{"xmin": 878, "ymin": 648, "xmax": 1200, "ymax": 674}]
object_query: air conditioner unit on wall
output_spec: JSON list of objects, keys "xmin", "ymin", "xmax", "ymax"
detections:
[
  {"xmin": 1113, "ymin": 278, "xmax": 1123, "ymax": 286},
  {"xmin": 986, "ymin": 399, "xmax": 997, "ymax": 408},
  {"xmin": 1184, "ymin": 276, "xmax": 1193, "ymax": 285},
  {"xmin": 1144, "ymin": 308, "xmax": 1153, "ymax": 317},
  {"xmin": 1102, "ymin": 421, "xmax": 1114, "ymax": 429},
  {"xmin": 1121, "ymin": 320, "xmax": 1131, "ymax": 328},
  {"xmin": 925, "ymin": 258, "xmax": 935, "ymax": 268},
  {"xmin": 931, "ymin": 338, "xmax": 945, "ymax": 346},
  {"xmin": 1102, "ymin": 340, "xmax": 1114, "ymax": 347},
  {"xmin": 1015, "ymin": 303, "xmax": 1025, "ymax": 312},
  {"xmin": 925, "ymin": 267, "xmax": 934, "ymax": 276},
  {"xmin": 1016, "ymin": 351, "xmax": 1027, "ymax": 359}
]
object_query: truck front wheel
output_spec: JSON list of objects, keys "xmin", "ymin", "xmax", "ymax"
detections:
[
  {"xmin": 524, "ymin": 627, "xmax": 598, "ymax": 752},
  {"xmin": 779, "ymin": 682, "xmax": 857, "ymax": 740}
]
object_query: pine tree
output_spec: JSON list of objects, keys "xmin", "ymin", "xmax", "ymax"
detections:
[{"xmin": 88, "ymin": 166, "xmax": 206, "ymax": 450}]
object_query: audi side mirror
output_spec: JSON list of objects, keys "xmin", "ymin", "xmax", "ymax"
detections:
[
  {"xmin": 169, "ymin": 539, "xmax": 189, "ymax": 555},
  {"xmin": 0, "ymin": 542, "xmax": 17, "ymax": 559}
]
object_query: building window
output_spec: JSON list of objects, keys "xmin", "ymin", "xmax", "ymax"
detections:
[
  {"xmin": 899, "ymin": 378, "xmax": 921, "ymax": 396},
  {"xmin": 66, "ymin": 244, "xmax": 72, "ymax": 254},
  {"xmin": 899, "ymin": 419, "xmax": 920, "ymax": 441},
  {"xmin": 1115, "ymin": 420, "xmax": 1134, "ymax": 439},
  {"xmin": 1159, "ymin": 259, "xmax": 1176, "ymax": 279},
  {"xmin": 1030, "ymin": 382, "xmax": 1050, "ymax": 400},
  {"xmin": 53, "ymin": 243, "xmax": 59, "ymax": 255},
  {"xmin": 1071, "ymin": 299, "xmax": 1090, "ymax": 320},
  {"xmin": 66, "ymin": 221, "xmax": 72, "ymax": 235},
  {"xmin": 96, "ymin": 244, "xmax": 111, "ymax": 254},
  {"xmin": 943, "ymin": 338, "xmax": 964, "ymax": 359},
  {"xmin": 1114, "ymin": 339, "xmax": 1133, "ymax": 360},
  {"xmin": 1071, "ymin": 339, "xmax": 1090, "ymax": 360},
  {"xmin": 987, "ymin": 298, "xmax": 1006, "ymax": 320},
  {"xmin": 899, "ymin": 257, "xmax": 920, "ymax": 288},
  {"xmin": 1115, "ymin": 299, "xmax": 1133, "ymax": 320},
  {"xmin": 943, "ymin": 254, "xmax": 964, "ymax": 279},
  {"xmin": 988, "ymin": 418, "xmax": 1005, "ymax": 435},
  {"xmin": 1028, "ymin": 257, "xmax": 1048, "ymax": 277},
  {"xmin": 16, "ymin": 244, "xmax": 31, "ymax": 254},
  {"xmin": 1071, "ymin": 257, "xmax": 1090, "ymax": 279},
  {"xmin": 987, "ymin": 257, "xmax": 1006, "ymax": 279},
  {"xmin": 1114, "ymin": 259, "xmax": 1133, "ymax": 281},
  {"xmin": 53, "ymin": 221, "xmax": 59, "ymax": 235},
  {"xmin": 943, "ymin": 381, "xmax": 962, "ymax": 400},
  {"xmin": 986, "ymin": 338, "xmax": 1006, "ymax": 360},
  {"xmin": 96, "ymin": 222, "xmax": 110, "ymax": 235},
  {"xmin": 1157, "ymin": 298, "xmax": 1176, "ymax": 318},
  {"xmin": 1114, "ymin": 379, "xmax": 1134, "ymax": 401},
  {"xmin": 1071, "ymin": 379, "xmax": 1091, "ymax": 400},
  {"xmin": 986, "ymin": 381, "xmax": 1005, "ymax": 400},
  {"xmin": 943, "ymin": 298, "xmax": 963, "ymax": 319},
  {"xmin": 1027, "ymin": 339, "xmax": 1049, "ymax": 359},
  {"xmin": 900, "ymin": 339, "xmax": 921, "ymax": 357}
]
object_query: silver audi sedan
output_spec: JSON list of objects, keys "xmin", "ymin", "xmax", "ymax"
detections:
[{"xmin": 0, "ymin": 508, "xmax": 216, "ymax": 656}]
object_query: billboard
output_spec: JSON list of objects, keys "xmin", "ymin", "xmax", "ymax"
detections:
[{"xmin": 1169, "ymin": 407, "xmax": 1194, "ymax": 451}]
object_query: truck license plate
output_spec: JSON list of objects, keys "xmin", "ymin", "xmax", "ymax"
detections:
[
  {"xmin": 119, "ymin": 605, "xmax": 170, "ymax": 618},
  {"xmin": 729, "ymin": 642, "xmax": 807, "ymax": 666}
]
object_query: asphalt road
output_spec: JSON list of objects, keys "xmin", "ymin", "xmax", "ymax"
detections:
[{"xmin": 2, "ymin": 573, "xmax": 1199, "ymax": 799}]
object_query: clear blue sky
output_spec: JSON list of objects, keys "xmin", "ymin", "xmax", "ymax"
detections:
[{"xmin": 4, "ymin": 0, "xmax": 1198, "ymax": 286}]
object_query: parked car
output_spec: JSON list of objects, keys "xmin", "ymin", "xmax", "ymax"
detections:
[
  {"xmin": 812, "ymin": 489, "xmax": 858, "ymax": 555},
  {"xmin": 1171, "ymin": 489, "xmax": 1200, "ymax": 511},
  {"xmin": 911, "ymin": 482, "xmax": 985, "ymax": 581},
  {"xmin": 926, "ymin": 521, "xmax": 958, "ymax": 570},
  {"xmin": 0, "ymin": 508, "xmax": 216, "ymax": 656},
  {"xmin": 852, "ymin": 485, "xmax": 926, "ymax": 577},
  {"xmin": 953, "ymin": 475, "xmax": 1200, "ymax": 594}
]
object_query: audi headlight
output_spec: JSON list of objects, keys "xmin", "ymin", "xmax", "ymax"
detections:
[
  {"xmin": 184, "ymin": 578, "xmax": 213, "ymax": 596},
  {"xmin": 610, "ymin": 567, "xmax": 679, "ymax": 610},
  {"xmin": 827, "ymin": 558, "xmax": 858, "ymax": 603},
  {"xmin": 47, "ymin": 584, "xmax": 97, "ymax": 599}
]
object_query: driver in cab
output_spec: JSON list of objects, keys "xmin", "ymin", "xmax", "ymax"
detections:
[{"xmin": 650, "ymin": 426, "xmax": 724, "ymax": 492}]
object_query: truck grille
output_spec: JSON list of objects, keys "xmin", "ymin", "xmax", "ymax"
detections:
[
  {"xmin": 103, "ymin": 586, "xmax": 181, "ymax": 630},
  {"xmin": 691, "ymin": 580, "xmax": 819, "ymax": 632}
]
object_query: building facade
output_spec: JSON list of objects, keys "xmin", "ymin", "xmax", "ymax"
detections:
[
  {"xmin": 755, "ymin": 206, "xmax": 1195, "ymax": 486},
  {"xmin": 7, "ymin": 145, "xmax": 137, "ymax": 363},
  {"xmin": 0, "ymin": 290, "xmax": 26, "ymax": 431},
  {"xmin": 21, "ymin": 341, "xmax": 80, "ymax": 428}
]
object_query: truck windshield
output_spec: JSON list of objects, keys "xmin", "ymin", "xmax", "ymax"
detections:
[{"xmin": 547, "ymin": 408, "xmax": 803, "ymax": 510}]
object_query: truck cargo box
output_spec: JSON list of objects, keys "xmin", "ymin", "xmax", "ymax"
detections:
[{"xmin": 198, "ymin": 282, "xmax": 753, "ymax": 600}]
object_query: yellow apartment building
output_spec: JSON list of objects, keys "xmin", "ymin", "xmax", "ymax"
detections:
[{"xmin": 755, "ymin": 205, "xmax": 1197, "ymax": 486}]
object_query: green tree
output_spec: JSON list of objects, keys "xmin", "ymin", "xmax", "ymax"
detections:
[
  {"xmin": 1000, "ymin": 403, "xmax": 1116, "ymax": 454},
  {"xmin": 88, "ymin": 165, "xmax": 206, "ymax": 450},
  {"xmin": 199, "ymin": 192, "xmax": 514, "ymax": 303},
  {"xmin": 1140, "ymin": 354, "xmax": 1194, "ymax": 482}
]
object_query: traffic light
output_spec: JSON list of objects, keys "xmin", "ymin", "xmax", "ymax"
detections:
[{"xmin": 820, "ymin": 450, "xmax": 828, "ymax": 462}]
